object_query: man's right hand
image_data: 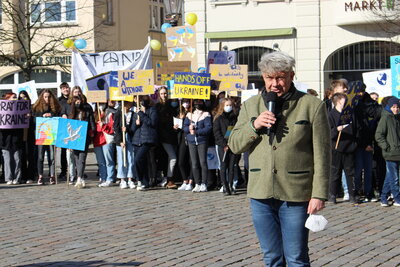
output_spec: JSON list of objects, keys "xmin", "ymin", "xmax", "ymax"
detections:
[{"xmin": 253, "ymin": 111, "xmax": 276, "ymax": 130}]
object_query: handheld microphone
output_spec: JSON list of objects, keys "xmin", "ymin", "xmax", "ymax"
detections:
[{"xmin": 265, "ymin": 91, "xmax": 277, "ymax": 135}]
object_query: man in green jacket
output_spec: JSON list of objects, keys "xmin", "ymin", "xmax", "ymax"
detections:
[{"xmin": 228, "ymin": 52, "xmax": 330, "ymax": 266}]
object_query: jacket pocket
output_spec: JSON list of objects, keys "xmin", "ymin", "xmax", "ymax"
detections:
[
  {"xmin": 294, "ymin": 120, "xmax": 310, "ymax": 125},
  {"xmin": 250, "ymin": 168, "xmax": 261, "ymax": 172},
  {"xmin": 287, "ymin": 171, "xmax": 310, "ymax": 174}
]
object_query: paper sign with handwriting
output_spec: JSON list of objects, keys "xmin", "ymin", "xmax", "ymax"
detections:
[
  {"xmin": 172, "ymin": 72, "xmax": 211, "ymax": 100},
  {"xmin": 209, "ymin": 64, "xmax": 248, "ymax": 91}
]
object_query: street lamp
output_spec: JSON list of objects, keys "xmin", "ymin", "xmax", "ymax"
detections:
[{"xmin": 164, "ymin": 0, "xmax": 183, "ymax": 26}]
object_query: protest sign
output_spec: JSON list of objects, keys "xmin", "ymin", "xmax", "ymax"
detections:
[
  {"xmin": 209, "ymin": 64, "xmax": 248, "ymax": 91},
  {"xmin": 86, "ymin": 72, "xmax": 110, "ymax": 99},
  {"xmin": 55, "ymin": 118, "xmax": 88, "ymax": 151},
  {"xmin": 35, "ymin": 117, "xmax": 59, "ymax": 145},
  {"xmin": 338, "ymin": 81, "xmax": 363, "ymax": 126},
  {"xmin": 118, "ymin": 69, "xmax": 155, "ymax": 96},
  {"xmin": 13, "ymin": 81, "xmax": 38, "ymax": 103},
  {"xmin": 108, "ymin": 71, "xmax": 134, "ymax": 101},
  {"xmin": 207, "ymin": 51, "xmax": 236, "ymax": 71},
  {"xmin": 166, "ymin": 26, "xmax": 197, "ymax": 72},
  {"xmin": 172, "ymin": 72, "xmax": 211, "ymax": 100},
  {"xmin": 155, "ymin": 61, "xmax": 191, "ymax": 85},
  {"xmin": 391, "ymin": 55, "xmax": 400, "ymax": 97},
  {"xmin": 71, "ymin": 42, "xmax": 152, "ymax": 93},
  {"xmin": 207, "ymin": 147, "xmax": 219, "ymax": 170},
  {"xmin": 86, "ymin": 90, "xmax": 107, "ymax": 103},
  {"xmin": 362, "ymin": 69, "xmax": 391, "ymax": 98},
  {"xmin": 0, "ymin": 100, "xmax": 30, "ymax": 129},
  {"xmin": 241, "ymin": 89, "xmax": 259, "ymax": 103}
]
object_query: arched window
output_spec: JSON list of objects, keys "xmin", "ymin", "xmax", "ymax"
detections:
[
  {"xmin": 232, "ymin": 46, "xmax": 274, "ymax": 76},
  {"xmin": 324, "ymin": 41, "xmax": 400, "ymax": 81}
]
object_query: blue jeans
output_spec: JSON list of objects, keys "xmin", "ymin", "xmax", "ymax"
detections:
[
  {"xmin": 381, "ymin": 161, "xmax": 400, "ymax": 203},
  {"xmin": 251, "ymin": 198, "xmax": 310, "ymax": 267},
  {"xmin": 354, "ymin": 148, "xmax": 373, "ymax": 197},
  {"xmin": 116, "ymin": 142, "xmax": 135, "ymax": 179},
  {"xmin": 94, "ymin": 144, "xmax": 116, "ymax": 182}
]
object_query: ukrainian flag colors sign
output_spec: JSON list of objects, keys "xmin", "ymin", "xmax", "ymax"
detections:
[{"xmin": 172, "ymin": 72, "xmax": 211, "ymax": 100}]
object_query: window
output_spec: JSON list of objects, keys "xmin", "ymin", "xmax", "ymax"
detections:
[
  {"xmin": 149, "ymin": 0, "xmax": 165, "ymax": 30},
  {"xmin": 31, "ymin": 0, "xmax": 77, "ymax": 25}
]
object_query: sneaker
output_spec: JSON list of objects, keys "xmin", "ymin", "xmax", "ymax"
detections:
[
  {"xmin": 69, "ymin": 180, "xmax": 74, "ymax": 185},
  {"xmin": 381, "ymin": 202, "xmax": 389, "ymax": 207},
  {"xmin": 37, "ymin": 178, "xmax": 43, "ymax": 185},
  {"xmin": 26, "ymin": 180, "xmax": 34, "ymax": 184},
  {"xmin": 120, "ymin": 180, "xmax": 128, "ymax": 189},
  {"xmin": 6, "ymin": 181, "xmax": 13, "ymax": 185},
  {"xmin": 81, "ymin": 179, "xmax": 86, "ymax": 188},
  {"xmin": 74, "ymin": 179, "xmax": 82, "ymax": 188},
  {"xmin": 192, "ymin": 184, "xmax": 201, "ymax": 193},
  {"xmin": 166, "ymin": 181, "xmax": 178, "ymax": 189},
  {"xmin": 185, "ymin": 183, "xmax": 193, "ymax": 191},
  {"xmin": 370, "ymin": 198, "xmax": 379, "ymax": 202},
  {"xmin": 50, "ymin": 177, "xmax": 56, "ymax": 185},
  {"xmin": 343, "ymin": 193, "xmax": 350, "ymax": 201},
  {"xmin": 219, "ymin": 187, "xmax": 224, "ymax": 193},
  {"xmin": 136, "ymin": 182, "xmax": 147, "ymax": 191},
  {"xmin": 12, "ymin": 180, "xmax": 19, "ymax": 185},
  {"xmin": 393, "ymin": 202, "xmax": 400, "ymax": 207},
  {"xmin": 98, "ymin": 181, "xmax": 112, "ymax": 187},
  {"xmin": 178, "ymin": 183, "xmax": 187, "ymax": 191},
  {"xmin": 158, "ymin": 177, "xmax": 168, "ymax": 187},
  {"xmin": 199, "ymin": 183, "xmax": 207, "ymax": 192},
  {"xmin": 128, "ymin": 180, "xmax": 136, "ymax": 189}
]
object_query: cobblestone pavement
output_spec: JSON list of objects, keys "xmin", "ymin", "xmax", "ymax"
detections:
[{"xmin": 1, "ymin": 154, "xmax": 400, "ymax": 267}]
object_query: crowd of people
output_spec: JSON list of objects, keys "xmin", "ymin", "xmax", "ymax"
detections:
[
  {"xmin": 0, "ymin": 83, "xmax": 245, "ymax": 195},
  {"xmin": 1, "ymin": 73, "xmax": 400, "ymax": 207}
]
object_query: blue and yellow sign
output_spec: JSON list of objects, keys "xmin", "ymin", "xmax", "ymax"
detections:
[
  {"xmin": 172, "ymin": 72, "xmax": 211, "ymax": 100},
  {"xmin": 391, "ymin": 55, "xmax": 400, "ymax": 97}
]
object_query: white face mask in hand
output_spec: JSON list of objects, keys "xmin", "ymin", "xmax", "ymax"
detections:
[{"xmin": 305, "ymin": 214, "xmax": 328, "ymax": 232}]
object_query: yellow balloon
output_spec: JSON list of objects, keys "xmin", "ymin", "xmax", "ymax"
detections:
[
  {"xmin": 186, "ymin": 13, "xmax": 198, "ymax": 26},
  {"xmin": 150, "ymin": 39, "xmax": 162, "ymax": 50},
  {"xmin": 63, "ymin": 38, "xmax": 74, "ymax": 48}
]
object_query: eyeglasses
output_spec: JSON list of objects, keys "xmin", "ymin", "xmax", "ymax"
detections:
[{"xmin": 264, "ymin": 75, "xmax": 288, "ymax": 82}]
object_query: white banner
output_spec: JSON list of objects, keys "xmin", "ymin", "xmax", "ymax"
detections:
[
  {"xmin": 71, "ymin": 41, "xmax": 152, "ymax": 93},
  {"xmin": 13, "ymin": 81, "xmax": 38, "ymax": 103},
  {"xmin": 362, "ymin": 69, "xmax": 391, "ymax": 98}
]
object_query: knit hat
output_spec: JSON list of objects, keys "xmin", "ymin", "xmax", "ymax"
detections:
[{"xmin": 385, "ymin": 97, "xmax": 399, "ymax": 113}]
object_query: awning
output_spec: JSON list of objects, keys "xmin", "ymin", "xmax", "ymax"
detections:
[{"xmin": 205, "ymin": 28, "xmax": 295, "ymax": 39}]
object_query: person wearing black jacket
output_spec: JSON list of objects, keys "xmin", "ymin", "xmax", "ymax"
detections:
[
  {"xmin": 68, "ymin": 95, "xmax": 95, "ymax": 188},
  {"xmin": 32, "ymin": 89, "xmax": 61, "ymax": 185},
  {"xmin": 58, "ymin": 82, "xmax": 70, "ymax": 180},
  {"xmin": 130, "ymin": 96, "xmax": 158, "ymax": 191},
  {"xmin": 213, "ymin": 98, "xmax": 239, "ymax": 195},
  {"xmin": 328, "ymin": 93, "xmax": 358, "ymax": 204}
]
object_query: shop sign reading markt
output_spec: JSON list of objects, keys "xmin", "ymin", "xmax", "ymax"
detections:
[{"xmin": 344, "ymin": 0, "xmax": 394, "ymax": 12}]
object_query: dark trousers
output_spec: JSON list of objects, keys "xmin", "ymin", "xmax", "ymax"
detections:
[
  {"xmin": 330, "ymin": 150, "xmax": 355, "ymax": 199},
  {"xmin": 60, "ymin": 148, "xmax": 67, "ymax": 176},
  {"xmin": 134, "ymin": 144, "xmax": 151, "ymax": 187},
  {"xmin": 188, "ymin": 143, "xmax": 208, "ymax": 185},
  {"xmin": 73, "ymin": 150, "xmax": 87, "ymax": 178},
  {"xmin": 217, "ymin": 146, "xmax": 239, "ymax": 188},
  {"xmin": 146, "ymin": 145, "xmax": 157, "ymax": 185},
  {"xmin": 177, "ymin": 138, "xmax": 191, "ymax": 181}
]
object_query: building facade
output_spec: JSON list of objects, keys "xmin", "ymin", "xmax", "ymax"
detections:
[
  {"xmin": 185, "ymin": 0, "xmax": 400, "ymax": 95},
  {"xmin": 0, "ymin": 0, "xmax": 168, "ymax": 93}
]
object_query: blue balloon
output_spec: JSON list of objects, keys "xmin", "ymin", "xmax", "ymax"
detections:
[
  {"xmin": 74, "ymin": 39, "xmax": 87, "ymax": 50},
  {"xmin": 161, "ymin": 23, "xmax": 172, "ymax": 33}
]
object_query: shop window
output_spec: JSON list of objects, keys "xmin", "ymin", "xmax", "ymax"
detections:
[
  {"xmin": 149, "ymin": 0, "xmax": 165, "ymax": 30},
  {"xmin": 19, "ymin": 69, "xmax": 57, "ymax": 83},
  {"xmin": 0, "ymin": 73, "xmax": 15, "ymax": 84},
  {"xmin": 31, "ymin": 0, "xmax": 77, "ymax": 25}
]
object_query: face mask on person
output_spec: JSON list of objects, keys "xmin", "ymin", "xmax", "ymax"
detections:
[
  {"xmin": 182, "ymin": 102, "xmax": 190, "ymax": 109},
  {"xmin": 224, "ymin": 106, "xmax": 233, "ymax": 113},
  {"xmin": 170, "ymin": 101, "xmax": 178, "ymax": 108}
]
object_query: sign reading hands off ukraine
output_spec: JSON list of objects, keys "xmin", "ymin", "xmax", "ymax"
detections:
[{"xmin": 172, "ymin": 72, "xmax": 211, "ymax": 100}]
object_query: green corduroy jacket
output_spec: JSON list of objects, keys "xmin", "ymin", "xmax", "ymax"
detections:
[
  {"xmin": 228, "ymin": 89, "xmax": 331, "ymax": 201},
  {"xmin": 375, "ymin": 109, "xmax": 400, "ymax": 161}
]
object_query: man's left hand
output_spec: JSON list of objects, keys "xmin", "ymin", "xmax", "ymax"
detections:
[{"xmin": 307, "ymin": 198, "xmax": 325, "ymax": 214}]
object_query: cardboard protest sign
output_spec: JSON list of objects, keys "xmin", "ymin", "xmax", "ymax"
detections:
[
  {"xmin": 210, "ymin": 64, "xmax": 248, "ymax": 91},
  {"xmin": 363, "ymin": 69, "xmax": 391, "ymax": 98},
  {"xmin": 35, "ymin": 117, "xmax": 59, "ymax": 145},
  {"xmin": 155, "ymin": 61, "xmax": 191, "ymax": 85},
  {"xmin": 391, "ymin": 55, "xmax": 400, "ymax": 97},
  {"xmin": 338, "ymin": 81, "xmax": 363, "ymax": 126},
  {"xmin": 118, "ymin": 69, "xmax": 154, "ymax": 97},
  {"xmin": 207, "ymin": 51, "xmax": 236, "ymax": 71},
  {"xmin": 166, "ymin": 25, "xmax": 197, "ymax": 72},
  {"xmin": 86, "ymin": 72, "xmax": 110, "ymax": 100},
  {"xmin": 172, "ymin": 72, "xmax": 211, "ymax": 100},
  {"xmin": 55, "ymin": 118, "xmax": 88, "ymax": 151},
  {"xmin": 108, "ymin": 71, "xmax": 134, "ymax": 101},
  {"xmin": 0, "ymin": 100, "xmax": 30, "ymax": 129},
  {"xmin": 86, "ymin": 90, "xmax": 107, "ymax": 103},
  {"xmin": 13, "ymin": 81, "xmax": 38, "ymax": 103}
]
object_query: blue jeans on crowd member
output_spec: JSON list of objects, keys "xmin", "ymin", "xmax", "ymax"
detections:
[
  {"xmin": 251, "ymin": 198, "xmax": 310, "ymax": 267},
  {"xmin": 341, "ymin": 170, "xmax": 348, "ymax": 195},
  {"xmin": 381, "ymin": 161, "xmax": 400, "ymax": 204},
  {"xmin": 133, "ymin": 144, "xmax": 152, "ymax": 187},
  {"xmin": 116, "ymin": 142, "xmax": 135, "ymax": 179},
  {"xmin": 354, "ymin": 148, "xmax": 373, "ymax": 197},
  {"xmin": 94, "ymin": 144, "xmax": 116, "ymax": 182}
]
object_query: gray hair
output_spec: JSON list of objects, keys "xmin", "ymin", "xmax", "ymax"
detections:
[{"xmin": 258, "ymin": 51, "xmax": 295, "ymax": 74}]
